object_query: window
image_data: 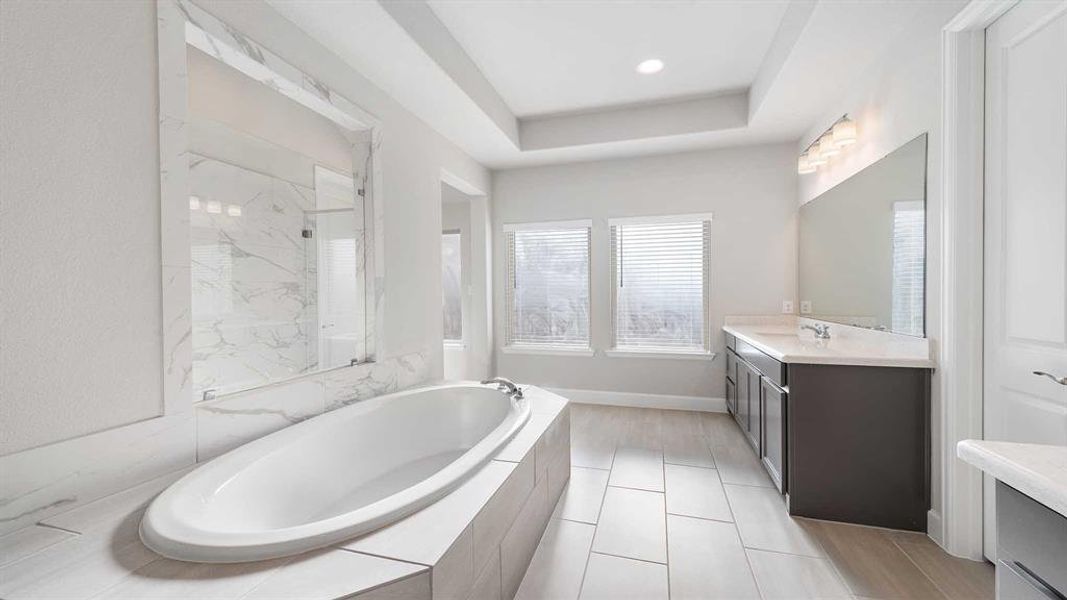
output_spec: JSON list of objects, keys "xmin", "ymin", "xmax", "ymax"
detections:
[
  {"xmin": 442, "ymin": 231, "xmax": 462, "ymax": 342},
  {"xmin": 505, "ymin": 221, "xmax": 591, "ymax": 351},
  {"xmin": 610, "ymin": 214, "xmax": 712, "ymax": 354},
  {"xmin": 891, "ymin": 201, "xmax": 924, "ymax": 336}
]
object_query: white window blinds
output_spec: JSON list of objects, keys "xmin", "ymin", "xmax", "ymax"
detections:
[
  {"xmin": 505, "ymin": 222, "xmax": 591, "ymax": 349},
  {"xmin": 610, "ymin": 215, "xmax": 712, "ymax": 352},
  {"xmin": 891, "ymin": 201, "xmax": 924, "ymax": 336}
]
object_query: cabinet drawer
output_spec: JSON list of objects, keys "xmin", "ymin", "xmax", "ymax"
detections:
[
  {"xmin": 725, "ymin": 333, "xmax": 736, "ymax": 351},
  {"xmin": 997, "ymin": 561, "xmax": 1062, "ymax": 600},
  {"xmin": 996, "ymin": 482, "xmax": 1067, "ymax": 597},
  {"xmin": 735, "ymin": 339, "xmax": 787, "ymax": 387}
]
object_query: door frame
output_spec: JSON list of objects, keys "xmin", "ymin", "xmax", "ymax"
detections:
[{"xmin": 937, "ymin": 0, "xmax": 1016, "ymax": 560}]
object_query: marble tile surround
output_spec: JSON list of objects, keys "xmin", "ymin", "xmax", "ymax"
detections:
[
  {"xmin": 190, "ymin": 153, "xmax": 319, "ymax": 394},
  {"xmin": 196, "ymin": 347, "xmax": 430, "ymax": 461},
  {"xmin": 0, "ymin": 390, "xmax": 571, "ymax": 600}
]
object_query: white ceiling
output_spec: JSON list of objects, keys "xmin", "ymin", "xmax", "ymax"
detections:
[
  {"xmin": 268, "ymin": 0, "xmax": 963, "ymax": 169},
  {"xmin": 425, "ymin": 0, "xmax": 789, "ymax": 117}
]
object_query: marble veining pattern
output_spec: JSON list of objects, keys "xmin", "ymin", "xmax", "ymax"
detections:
[{"xmin": 196, "ymin": 347, "xmax": 429, "ymax": 460}]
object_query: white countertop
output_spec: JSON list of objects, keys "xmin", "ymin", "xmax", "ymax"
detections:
[
  {"xmin": 723, "ymin": 316, "xmax": 935, "ymax": 369},
  {"xmin": 957, "ymin": 440, "xmax": 1067, "ymax": 519}
]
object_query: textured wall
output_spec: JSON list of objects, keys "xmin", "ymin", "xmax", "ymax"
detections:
[{"xmin": 1, "ymin": 0, "xmax": 164, "ymax": 454}]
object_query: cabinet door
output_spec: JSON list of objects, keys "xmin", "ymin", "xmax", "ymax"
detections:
[
  {"xmin": 746, "ymin": 366, "xmax": 762, "ymax": 452},
  {"xmin": 735, "ymin": 361, "xmax": 749, "ymax": 431},
  {"xmin": 761, "ymin": 378, "xmax": 787, "ymax": 493},
  {"xmin": 725, "ymin": 377, "xmax": 737, "ymax": 415}
]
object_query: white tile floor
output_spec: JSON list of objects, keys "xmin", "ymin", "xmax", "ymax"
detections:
[{"xmin": 512, "ymin": 404, "xmax": 993, "ymax": 600}]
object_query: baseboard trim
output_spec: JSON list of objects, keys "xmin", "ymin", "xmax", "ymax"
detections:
[
  {"xmin": 546, "ymin": 387, "xmax": 726, "ymax": 413},
  {"xmin": 927, "ymin": 509, "xmax": 944, "ymax": 546}
]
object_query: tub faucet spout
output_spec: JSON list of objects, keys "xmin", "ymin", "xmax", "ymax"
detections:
[{"xmin": 482, "ymin": 377, "xmax": 524, "ymax": 400}]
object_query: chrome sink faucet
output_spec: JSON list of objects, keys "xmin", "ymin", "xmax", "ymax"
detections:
[
  {"xmin": 482, "ymin": 377, "xmax": 524, "ymax": 400},
  {"xmin": 801, "ymin": 323, "xmax": 832, "ymax": 339}
]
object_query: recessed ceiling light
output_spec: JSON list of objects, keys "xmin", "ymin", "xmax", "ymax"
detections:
[{"xmin": 636, "ymin": 59, "xmax": 664, "ymax": 75}]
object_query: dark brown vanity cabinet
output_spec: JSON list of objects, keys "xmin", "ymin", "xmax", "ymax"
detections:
[
  {"xmin": 760, "ymin": 377, "xmax": 787, "ymax": 492},
  {"xmin": 723, "ymin": 332, "xmax": 931, "ymax": 531},
  {"xmin": 736, "ymin": 360, "xmax": 761, "ymax": 452},
  {"xmin": 725, "ymin": 336, "xmax": 781, "ymax": 489}
]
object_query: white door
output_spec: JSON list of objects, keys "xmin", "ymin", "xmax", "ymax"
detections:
[{"xmin": 983, "ymin": 0, "xmax": 1067, "ymax": 559}]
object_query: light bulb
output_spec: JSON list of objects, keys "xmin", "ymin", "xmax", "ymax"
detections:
[
  {"xmin": 226, "ymin": 204, "xmax": 242, "ymax": 217},
  {"xmin": 832, "ymin": 118, "xmax": 857, "ymax": 147},
  {"xmin": 807, "ymin": 146, "xmax": 827, "ymax": 166},
  {"xmin": 206, "ymin": 200, "xmax": 222, "ymax": 214},
  {"xmin": 189, "ymin": 196, "xmax": 201, "ymax": 211},
  {"xmin": 797, "ymin": 154, "xmax": 816, "ymax": 174},
  {"xmin": 818, "ymin": 133, "xmax": 840, "ymax": 158}
]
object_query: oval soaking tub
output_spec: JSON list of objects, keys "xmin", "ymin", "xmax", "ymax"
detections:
[{"xmin": 141, "ymin": 382, "xmax": 530, "ymax": 563}]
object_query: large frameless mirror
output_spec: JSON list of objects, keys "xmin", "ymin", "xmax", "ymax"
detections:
[{"xmin": 798, "ymin": 133, "xmax": 928, "ymax": 336}]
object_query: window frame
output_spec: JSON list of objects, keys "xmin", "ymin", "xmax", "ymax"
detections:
[
  {"xmin": 503, "ymin": 219, "xmax": 593, "ymax": 354},
  {"xmin": 608, "ymin": 213, "xmax": 714, "ymax": 358}
]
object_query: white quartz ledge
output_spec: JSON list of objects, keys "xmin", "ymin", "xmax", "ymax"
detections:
[
  {"xmin": 723, "ymin": 316, "xmax": 934, "ymax": 369},
  {"xmin": 957, "ymin": 439, "xmax": 1067, "ymax": 519}
]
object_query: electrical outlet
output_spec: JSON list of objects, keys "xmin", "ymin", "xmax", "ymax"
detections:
[
  {"xmin": 782, "ymin": 300, "xmax": 794, "ymax": 314},
  {"xmin": 800, "ymin": 300, "xmax": 812, "ymax": 314}
]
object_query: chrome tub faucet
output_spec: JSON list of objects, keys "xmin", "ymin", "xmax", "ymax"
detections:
[{"xmin": 481, "ymin": 377, "xmax": 524, "ymax": 400}]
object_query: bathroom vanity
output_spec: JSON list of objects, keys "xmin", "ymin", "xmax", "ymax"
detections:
[
  {"xmin": 958, "ymin": 441, "xmax": 1067, "ymax": 600},
  {"xmin": 724, "ymin": 317, "xmax": 934, "ymax": 531}
]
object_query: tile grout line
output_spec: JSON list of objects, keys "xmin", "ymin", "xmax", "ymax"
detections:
[
  {"xmin": 664, "ymin": 510, "xmax": 735, "ymax": 525},
  {"xmin": 576, "ymin": 437, "xmax": 616, "ymax": 600},
  {"xmin": 588, "ymin": 549, "xmax": 668, "ymax": 567},
  {"xmin": 889, "ymin": 536, "xmax": 956, "ymax": 600},
  {"xmin": 719, "ymin": 465, "xmax": 767, "ymax": 600},
  {"xmin": 661, "ymin": 446, "xmax": 671, "ymax": 600}
]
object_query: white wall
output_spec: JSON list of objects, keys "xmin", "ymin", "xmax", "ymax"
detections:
[
  {"xmin": 492, "ymin": 144, "xmax": 798, "ymax": 399},
  {"xmin": 442, "ymin": 195, "xmax": 472, "ymax": 379},
  {"xmin": 0, "ymin": 0, "xmax": 489, "ymax": 455},
  {"xmin": 794, "ymin": 0, "xmax": 966, "ymax": 538},
  {"xmin": 0, "ymin": 0, "xmax": 163, "ymax": 454}
]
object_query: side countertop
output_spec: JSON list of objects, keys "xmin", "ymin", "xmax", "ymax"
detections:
[
  {"xmin": 958, "ymin": 439, "xmax": 1067, "ymax": 519},
  {"xmin": 723, "ymin": 315, "xmax": 935, "ymax": 369}
]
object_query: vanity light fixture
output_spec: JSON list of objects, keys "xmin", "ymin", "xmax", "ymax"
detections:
[
  {"xmin": 206, "ymin": 200, "xmax": 222, "ymax": 214},
  {"xmin": 832, "ymin": 118, "xmax": 857, "ymax": 147},
  {"xmin": 797, "ymin": 115, "xmax": 858, "ymax": 174},
  {"xmin": 189, "ymin": 196, "xmax": 201, "ymax": 211},
  {"xmin": 636, "ymin": 58, "xmax": 664, "ymax": 75},
  {"xmin": 227, "ymin": 204, "xmax": 242, "ymax": 217}
]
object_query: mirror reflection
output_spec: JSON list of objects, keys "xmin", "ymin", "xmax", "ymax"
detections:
[
  {"xmin": 187, "ymin": 45, "xmax": 372, "ymax": 397},
  {"xmin": 798, "ymin": 133, "xmax": 927, "ymax": 336}
]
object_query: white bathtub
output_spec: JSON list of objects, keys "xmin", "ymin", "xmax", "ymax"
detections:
[{"xmin": 140, "ymin": 382, "xmax": 530, "ymax": 563}]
